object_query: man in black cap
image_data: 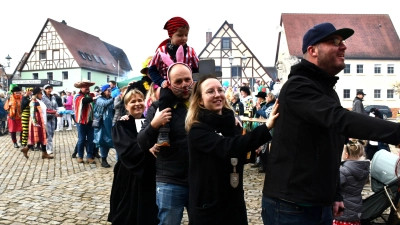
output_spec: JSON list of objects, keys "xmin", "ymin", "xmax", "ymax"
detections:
[
  {"xmin": 352, "ymin": 90, "xmax": 366, "ymax": 114},
  {"xmin": 261, "ymin": 22, "xmax": 400, "ymax": 224}
]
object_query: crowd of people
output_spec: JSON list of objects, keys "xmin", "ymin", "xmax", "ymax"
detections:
[
  {"xmin": 106, "ymin": 17, "xmax": 400, "ymax": 225},
  {"xmin": 2, "ymin": 16, "xmax": 400, "ymax": 225}
]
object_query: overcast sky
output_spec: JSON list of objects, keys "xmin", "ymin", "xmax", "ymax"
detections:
[{"xmin": 1, "ymin": 0, "xmax": 399, "ymax": 78}]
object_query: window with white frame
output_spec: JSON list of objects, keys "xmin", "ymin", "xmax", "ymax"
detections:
[
  {"xmin": 387, "ymin": 89, "xmax": 394, "ymax": 98},
  {"xmin": 107, "ymin": 75, "xmax": 110, "ymax": 82},
  {"xmin": 39, "ymin": 51, "xmax": 46, "ymax": 60},
  {"xmin": 87, "ymin": 72, "xmax": 91, "ymax": 81},
  {"xmin": 47, "ymin": 72, "xmax": 53, "ymax": 80},
  {"xmin": 374, "ymin": 64, "xmax": 381, "ymax": 74},
  {"xmin": 221, "ymin": 37, "xmax": 231, "ymax": 49},
  {"xmin": 388, "ymin": 64, "xmax": 394, "ymax": 74},
  {"xmin": 357, "ymin": 64, "xmax": 363, "ymax": 73},
  {"xmin": 343, "ymin": 64, "xmax": 350, "ymax": 73},
  {"xmin": 33, "ymin": 73, "xmax": 38, "ymax": 79},
  {"xmin": 343, "ymin": 89, "xmax": 350, "ymax": 98},
  {"xmin": 374, "ymin": 89, "xmax": 381, "ymax": 98},
  {"xmin": 62, "ymin": 71, "xmax": 68, "ymax": 80}
]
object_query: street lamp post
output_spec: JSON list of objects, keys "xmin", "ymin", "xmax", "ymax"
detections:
[{"xmin": 0, "ymin": 54, "xmax": 12, "ymax": 91}]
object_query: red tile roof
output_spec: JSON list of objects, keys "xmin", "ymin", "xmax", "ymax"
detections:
[
  {"xmin": 281, "ymin": 14, "xmax": 400, "ymax": 59},
  {"xmin": 49, "ymin": 19, "xmax": 131, "ymax": 74}
]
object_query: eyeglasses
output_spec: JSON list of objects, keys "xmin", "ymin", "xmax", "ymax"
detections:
[
  {"xmin": 204, "ymin": 88, "xmax": 225, "ymax": 97},
  {"xmin": 321, "ymin": 37, "xmax": 346, "ymax": 46}
]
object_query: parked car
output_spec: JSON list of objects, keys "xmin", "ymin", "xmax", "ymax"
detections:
[{"xmin": 364, "ymin": 105, "xmax": 393, "ymax": 120}]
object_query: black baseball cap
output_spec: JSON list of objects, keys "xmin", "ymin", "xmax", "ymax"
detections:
[{"xmin": 302, "ymin": 22, "xmax": 354, "ymax": 53}]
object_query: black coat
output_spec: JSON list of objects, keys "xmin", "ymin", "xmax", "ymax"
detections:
[
  {"xmin": 137, "ymin": 101, "xmax": 189, "ymax": 186},
  {"xmin": 108, "ymin": 115, "xmax": 158, "ymax": 225},
  {"xmin": 263, "ymin": 59, "xmax": 400, "ymax": 206},
  {"xmin": 188, "ymin": 108, "xmax": 272, "ymax": 225}
]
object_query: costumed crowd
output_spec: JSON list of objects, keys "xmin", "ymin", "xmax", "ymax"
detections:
[{"xmin": 4, "ymin": 16, "xmax": 400, "ymax": 225}]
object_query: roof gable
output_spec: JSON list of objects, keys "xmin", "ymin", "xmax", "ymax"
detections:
[
  {"xmin": 22, "ymin": 18, "xmax": 131, "ymax": 75},
  {"xmin": 198, "ymin": 21, "xmax": 274, "ymax": 83},
  {"xmin": 281, "ymin": 13, "xmax": 400, "ymax": 59}
]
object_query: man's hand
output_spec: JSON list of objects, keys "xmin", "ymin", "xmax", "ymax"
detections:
[
  {"xmin": 150, "ymin": 108, "xmax": 172, "ymax": 129},
  {"xmin": 149, "ymin": 144, "xmax": 160, "ymax": 158},
  {"xmin": 119, "ymin": 115, "xmax": 130, "ymax": 121},
  {"xmin": 266, "ymin": 100, "xmax": 279, "ymax": 130},
  {"xmin": 332, "ymin": 201, "xmax": 345, "ymax": 217}
]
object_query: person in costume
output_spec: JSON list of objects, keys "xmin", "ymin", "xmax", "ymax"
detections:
[
  {"xmin": 148, "ymin": 16, "xmax": 199, "ymax": 147},
  {"xmin": 21, "ymin": 88, "xmax": 33, "ymax": 148},
  {"xmin": 185, "ymin": 75, "xmax": 279, "ymax": 225},
  {"xmin": 115, "ymin": 56, "xmax": 154, "ymax": 121},
  {"xmin": 20, "ymin": 87, "xmax": 54, "ymax": 159},
  {"xmin": 108, "ymin": 88, "xmax": 159, "ymax": 225},
  {"xmin": 4, "ymin": 85, "xmax": 23, "ymax": 148},
  {"xmin": 63, "ymin": 89, "xmax": 73, "ymax": 130},
  {"xmin": 73, "ymin": 80, "xmax": 97, "ymax": 164},
  {"xmin": 93, "ymin": 84, "xmax": 115, "ymax": 168}
]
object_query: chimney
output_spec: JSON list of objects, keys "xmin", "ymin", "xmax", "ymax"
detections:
[
  {"xmin": 206, "ymin": 29, "xmax": 212, "ymax": 44},
  {"xmin": 61, "ymin": 20, "xmax": 67, "ymax": 25}
]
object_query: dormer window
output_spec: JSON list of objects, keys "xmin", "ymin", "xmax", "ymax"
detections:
[
  {"xmin": 85, "ymin": 53, "xmax": 92, "ymax": 61},
  {"xmin": 99, "ymin": 56, "xmax": 106, "ymax": 65},
  {"xmin": 78, "ymin": 51, "xmax": 86, "ymax": 60},
  {"xmin": 93, "ymin": 54, "xmax": 100, "ymax": 63}
]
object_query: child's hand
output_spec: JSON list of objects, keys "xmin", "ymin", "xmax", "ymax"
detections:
[{"xmin": 161, "ymin": 80, "xmax": 168, "ymax": 88}]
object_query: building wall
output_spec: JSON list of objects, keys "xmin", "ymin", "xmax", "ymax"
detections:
[
  {"xmin": 21, "ymin": 68, "xmax": 115, "ymax": 92},
  {"xmin": 336, "ymin": 59, "xmax": 400, "ymax": 113}
]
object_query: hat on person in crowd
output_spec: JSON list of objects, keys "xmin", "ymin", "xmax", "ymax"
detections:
[
  {"xmin": 25, "ymin": 87, "xmax": 34, "ymax": 92},
  {"xmin": 192, "ymin": 59, "xmax": 222, "ymax": 81},
  {"xmin": 43, "ymin": 84, "xmax": 53, "ymax": 89},
  {"xmin": 255, "ymin": 91, "xmax": 267, "ymax": 99},
  {"xmin": 164, "ymin": 17, "xmax": 189, "ymax": 37},
  {"xmin": 101, "ymin": 84, "xmax": 111, "ymax": 93},
  {"xmin": 357, "ymin": 90, "xmax": 366, "ymax": 96},
  {"xmin": 140, "ymin": 56, "xmax": 153, "ymax": 75},
  {"xmin": 93, "ymin": 86, "xmax": 100, "ymax": 92},
  {"xmin": 32, "ymin": 87, "xmax": 42, "ymax": 95},
  {"xmin": 74, "ymin": 79, "xmax": 95, "ymax": 88},
  {"xmin": 302, "ymin": 22, "xmax": 354, "ymax": 53},
  {"xmin": 11, "ymin": 86, "xmax": 21, "ymax": 93},
  {"xmin": 239, "ymin": 86, "xmax": 251, "ymax": 96}
]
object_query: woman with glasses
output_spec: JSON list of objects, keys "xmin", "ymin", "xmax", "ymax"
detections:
[
  {"xmin": 93, "ymin": 84, "xmax": 115, "ymax": 167},
  {"xmin": 185, "ymin": 75, "xmax": 279, "ymax": 225},
  {"xmin": 4, "ymin": 86, "xmax": 23, "ymax": 148}
]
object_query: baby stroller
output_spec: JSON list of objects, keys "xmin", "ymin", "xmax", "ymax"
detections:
[{"xmin": 361, "ymin": 150, "xmax": 400, "ymax": 225}]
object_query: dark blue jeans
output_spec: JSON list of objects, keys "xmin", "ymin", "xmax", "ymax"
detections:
[
  {"xmin": 261, "ymin": 195, "xmax": 333, "ymax": 225},
  {"xmin": 156, "ymin": 182, "xmax": 189, "ymax": 225},
  {"xmin": 77, "ymin": 123, "xmax": 94, "ymax": 158}
]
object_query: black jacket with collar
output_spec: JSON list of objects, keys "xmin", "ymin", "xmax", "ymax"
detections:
[
  {"xmin": 263, "ymin": 59, "xmax": 400, "ymax": 206},
  {"xmin": 188, "ymin": 108, "xmax": 271, "ymax": 225},
  {"xmin": 137, "ymin": 100, "xmax": 189, "ymax": 186}
]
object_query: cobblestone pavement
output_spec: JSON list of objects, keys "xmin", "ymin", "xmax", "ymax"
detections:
[{"xmin": 0, "ymin": 127, "xmax": 395, "ymax": 224}]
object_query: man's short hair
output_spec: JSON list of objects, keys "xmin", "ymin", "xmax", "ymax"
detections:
[
  {"xmin": 233, "ymin": 93, "xmax": 240, "ymax": 100},
  {"xmin": 109, "ymin": 80, "xmax": 117, "ymax": 86}
]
